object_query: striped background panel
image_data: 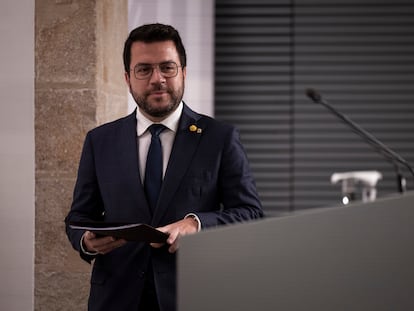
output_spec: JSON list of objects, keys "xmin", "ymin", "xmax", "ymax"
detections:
[{"xmin": 215, "ymin": 0, "xmax": 414, "ymax": 213}]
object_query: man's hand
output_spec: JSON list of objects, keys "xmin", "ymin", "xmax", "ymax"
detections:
[
  {"xmin": 82, "ymin": 231, "xmax": 127, "ymax": 255},
  {"xmin": 151, "ymin": 217, "xmax": 199, "ymax": 253}
]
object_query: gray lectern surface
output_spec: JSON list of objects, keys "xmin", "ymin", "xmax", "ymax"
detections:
[{"xmin": 178, "ymin": 192, "xmax": 414, "ymax": 311}]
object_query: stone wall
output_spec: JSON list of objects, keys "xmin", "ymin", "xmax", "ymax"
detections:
[{"xmin": 35, "ymin": 0, "xmax": 128, "ymax": 309}]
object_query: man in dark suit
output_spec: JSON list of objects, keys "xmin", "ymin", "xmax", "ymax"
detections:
[{"xmin": 65, "ymin": 23, "xmax": 263, "ymax": 311}]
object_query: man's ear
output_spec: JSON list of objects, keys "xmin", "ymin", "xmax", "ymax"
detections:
[
  {"xmin": 182, "ymin": 66, "xmax": 187, "ymax": 80},
  {"xmin": 124, "ymin": 72, "xmax": 131, "ymax": 86}
]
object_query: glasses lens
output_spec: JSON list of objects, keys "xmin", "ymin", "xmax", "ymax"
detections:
[
  {"xmin": 133, "ymin": 62, "xmax": 178, "ymax": 79},
  {"xmin": 134, "ymin": 65, "xmax": 152, "ymax": 79},
  {"xmin": 159, "ymin": 62, "xmax": 178, "ymax": 77}
]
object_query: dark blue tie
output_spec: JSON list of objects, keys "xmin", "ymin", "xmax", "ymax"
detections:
[{"xmin": 144, "ymin": 124, "xmax": 166, "ymax": 211}]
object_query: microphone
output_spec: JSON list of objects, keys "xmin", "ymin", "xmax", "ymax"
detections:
[{"xmin": 306, "ymin": 88, "xmax": 414, "ymax": 193}]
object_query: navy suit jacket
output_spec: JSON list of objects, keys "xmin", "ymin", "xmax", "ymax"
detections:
[{"xmin": 65, "ymin": 103, "xmax": 263, "ymax": 311}]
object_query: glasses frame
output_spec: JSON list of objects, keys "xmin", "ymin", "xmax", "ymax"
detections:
[{"xmin": 131, "ymin": 61, "xmax": 180, "ymax": 80}]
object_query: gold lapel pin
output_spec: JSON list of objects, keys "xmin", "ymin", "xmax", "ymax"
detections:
[{"xmin": 189, "ymin": 124, "xmax": 202, "ymax": 134}]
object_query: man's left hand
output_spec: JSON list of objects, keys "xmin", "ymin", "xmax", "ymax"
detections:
[{"xmin": 150, "ymin": 217, "xmax": 199, "ymax": 253}]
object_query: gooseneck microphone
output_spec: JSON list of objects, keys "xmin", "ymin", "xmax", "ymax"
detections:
[{"xmin": 306, "ymin": 88, "xmax": 414, "ymax": 193}]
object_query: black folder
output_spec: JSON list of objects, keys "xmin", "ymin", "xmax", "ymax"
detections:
[{"xmin": 69, "ymin": 221, "xmax": 168, "ymax": 243}]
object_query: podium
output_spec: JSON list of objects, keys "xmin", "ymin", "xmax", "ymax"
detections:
[{"xmin": 177, "ymin": 192, "xmax": 414, "ymax": 311}]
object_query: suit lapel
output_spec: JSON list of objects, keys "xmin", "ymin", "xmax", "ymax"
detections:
[{"xmin": 151, "ymin": 104, "xmax": 203, "ymax": 225}]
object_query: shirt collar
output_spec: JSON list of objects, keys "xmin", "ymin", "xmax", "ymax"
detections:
[{"xmin": 136, "ymin": 101, "xmax": 183, "ymax": 136}]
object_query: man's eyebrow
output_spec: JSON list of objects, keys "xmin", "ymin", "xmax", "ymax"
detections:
[{"xmin": 136, "ymin": 60, "xmax": 175, "ymax": 66}]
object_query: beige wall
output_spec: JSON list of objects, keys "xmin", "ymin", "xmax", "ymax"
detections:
[{"xmin": 35, "ymin": 1, "xmax": 128, "ymax": 310}]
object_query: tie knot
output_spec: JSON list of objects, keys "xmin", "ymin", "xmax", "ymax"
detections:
[{"xmin": 148, "ymin": 124, "xmax": 166, "ymax": 137}]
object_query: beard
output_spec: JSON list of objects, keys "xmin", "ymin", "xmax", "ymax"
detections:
[{"xmin": 130, "ymin": 79, "xmax": 184, "ymax": 119}]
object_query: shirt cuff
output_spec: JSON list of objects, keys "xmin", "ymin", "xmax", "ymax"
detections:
[
  {"xmin": 80, "ymin": 233, "xmax": 99, "ymax": 256},
  {"xmin": 184, "ymin": 213, "xmax": 202, "ymax": 232}
]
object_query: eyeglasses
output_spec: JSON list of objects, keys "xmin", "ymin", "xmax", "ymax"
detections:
[{"xmin": 131, "ymin": 61, "xmax": 179, "ymax": 80}]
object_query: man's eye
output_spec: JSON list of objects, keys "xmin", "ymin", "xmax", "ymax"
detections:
[
  {"xmin": 160, "ymin": 63, "xmax": 175, "ymax": 71},
  {"xmin": 136, "ymin": 66, "xmax": 151, "ymax": 74}
]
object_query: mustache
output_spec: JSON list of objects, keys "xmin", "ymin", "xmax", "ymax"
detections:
[{"xmin": 149, "ymin": 84, "xmax": 168, "ymax": 92}]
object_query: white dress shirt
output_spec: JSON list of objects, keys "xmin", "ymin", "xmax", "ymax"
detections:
[{"xmin": 136, "ymin": 102, "xmax": 183, "ymax": 184}]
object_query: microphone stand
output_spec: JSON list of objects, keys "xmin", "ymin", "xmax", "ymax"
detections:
[{"xmin": 306, "ymin": 88, "xmax": 414, "ymax": 193}]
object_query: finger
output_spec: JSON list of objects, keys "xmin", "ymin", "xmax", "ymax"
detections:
[
  {"xmin": 82, "ymin": 231, "xmax": 100, "ymax": 252},
  {"xmin": 168, "ymin": 240, "xmax": 179, "ymax": 253},
  {"xmin": 84, "ymin": 230, "xmax": 96, "ymax": 240},
  {"xmin": 150, "ymin": 242, "xmax": 165, "ymax": 248},
  {"xmin": 88, "ymin": 236, "xmax": 120, "ymax": 251},
  {"xmin": 165, "ymin": 229, "xmax": 182, "ymax": 253},
  {"xmin": 151, "ymin": 225, "xmax": 171, "ymax": 248},
  {"xmin": 91, "ymin": 236, "xmax": 118, "ymax": 248},
  {"xmin": 166, "ymin": 229, "xmax": 179, "ymax": 245},
  {"xmin": 156, "ymin": 225, "xmax": 171, "ymax": 235},
  {"xmin": 96, "ymin": 238, "xmax": 127, "ymax": 254}
]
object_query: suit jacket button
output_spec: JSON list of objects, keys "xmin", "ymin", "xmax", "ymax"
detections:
[{"xmin": 139, "ymin": 271, "xmax": 145, "ymax": 279}]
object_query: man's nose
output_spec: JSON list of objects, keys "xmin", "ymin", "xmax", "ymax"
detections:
[{"xmin": 149, "ymin": 66, "xmax": 166, "ymax": 83}]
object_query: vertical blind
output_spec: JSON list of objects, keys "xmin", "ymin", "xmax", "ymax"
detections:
[{"xmin": 215, "ymin": 0, "xmax": 414, "ymax": 213}]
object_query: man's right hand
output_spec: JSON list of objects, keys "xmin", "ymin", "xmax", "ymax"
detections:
[{"xmin": 82, "ymin": 231, "xmax": 127, "ymax": 255}]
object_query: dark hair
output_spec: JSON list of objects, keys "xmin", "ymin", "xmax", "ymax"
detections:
[{"xmin": 123, "ymin": 23, "xmax": 187, "ymax": 73}]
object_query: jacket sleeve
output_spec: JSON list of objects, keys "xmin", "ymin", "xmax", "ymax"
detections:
[
  {"xmin": 65, "ymin": 132, "xmax": 104, "ymax": 263},
  {"xmin": 196, "ymin": 127, "xmax": 264, "ymax": 228}
]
